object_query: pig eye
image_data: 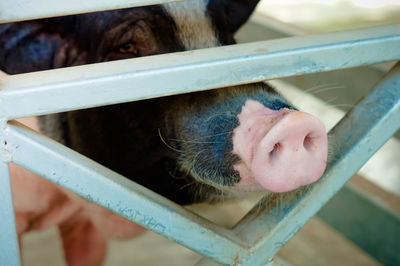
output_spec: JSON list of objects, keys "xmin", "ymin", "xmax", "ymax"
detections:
[{"xmin": 118, "ymin": 43, "xmax": 137, "ymax": 54}]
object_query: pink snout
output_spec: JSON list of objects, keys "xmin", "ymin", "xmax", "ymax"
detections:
[{"xmin": 233, "ymin": 100, "xmax": 328, "ymax": 193}]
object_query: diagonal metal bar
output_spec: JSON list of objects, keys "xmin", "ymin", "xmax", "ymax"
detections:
[
  {"xmin": 0, "ymin": 0, "xmax": 184, "ymax": 23},
  {"xmin": 0, "ymin": 161, "xmax": 21, "ymax": 266},
  {"xmin": 1, "ymin": 24, "xmax": 399, "ymax": 120},
  {"xmin": 3, "ymin": 122, "xmax": 247, "ymax": 265},
  {"xmin": 229, "ymin": 62, "xmax": 400, "ymax": 265}
]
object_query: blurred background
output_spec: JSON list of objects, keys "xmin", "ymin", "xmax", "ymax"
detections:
[{"xmin": 257, "ymin": 0, "xmax": 400, "ymax": 32}]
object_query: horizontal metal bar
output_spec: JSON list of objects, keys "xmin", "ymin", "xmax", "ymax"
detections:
[
  {"xmin": 195, "ymin": 255, "xmax": 293, "ymax": 266},
  {"xmin": 0, "ymin": 162, "xmax": 21, "ymax": 266},
  {"xmin": 1, "ymin": 24, "xmax": 399, "ymax": 120},
  {"xmin": 230, "ymin": 62, "xmax": 400, "ymax": 265},
  {"xmin": 0, "ymin": 0, "xmax": 183, "ymax": 23},
  {"xmin": 318, "ymin": 181, "xmax": 400, "ymax": 266},
  {"xmin": 3, "ymin": 121, "xmax": 246, "ymax": 265}
]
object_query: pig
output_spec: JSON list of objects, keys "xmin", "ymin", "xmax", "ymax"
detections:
[{"xmin": 0, "ymin": 0, "xmax": 328, "ymax": 265}]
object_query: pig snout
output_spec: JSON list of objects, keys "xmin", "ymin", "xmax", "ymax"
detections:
[{"xmin": 233, "ymin": 100, "xmax": 328, "ymax": 193}]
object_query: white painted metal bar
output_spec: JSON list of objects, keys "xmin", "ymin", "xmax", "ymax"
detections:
[
  {"xmin": 0, "ymin": 0, "xmax": 184, "ymax": 23},
  {"xmin": 195, "ymin": 256, "xmax": 293, "ymax": 266},
  {"xmin": 1, "ymin": 24, "xmax": 399, "ymax": 120},
  {"xmin": 229, "ymin": 62, "xmax": 400, "ymax": 265},
  {"xmin": 3, "ymin": 122, "xmax": 246, "ymax": 265},
  {"xmin": 0, "ymin": 161, "xmax": 21, "ymax": 266}
]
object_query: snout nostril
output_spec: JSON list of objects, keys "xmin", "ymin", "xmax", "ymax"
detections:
[
  {"xmin": 269, "ymin": 142, "xmax": 281, "ymax": 160},
  {"xmin": 303, "ymin": 135, "xmax": 314, "ymax": 151}
]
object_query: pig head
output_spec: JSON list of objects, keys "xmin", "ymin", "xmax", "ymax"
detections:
[{"xmin": 0, "ymin": 0, "xmax": 327, "ymax": 265}]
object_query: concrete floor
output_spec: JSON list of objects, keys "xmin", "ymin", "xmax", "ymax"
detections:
[{"xmin": 22, "ymin": 203, "xmax": 382, "ymax": 266}]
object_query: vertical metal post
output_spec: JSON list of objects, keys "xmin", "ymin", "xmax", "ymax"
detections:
[{"xmin": 0, "ymin": 162, "xmax": 21, "ymax": 266}]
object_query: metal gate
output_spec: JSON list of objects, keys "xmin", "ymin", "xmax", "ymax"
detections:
[{"xmin": 1, "ymin": 0, "xmax": 400, "ymax": 265}]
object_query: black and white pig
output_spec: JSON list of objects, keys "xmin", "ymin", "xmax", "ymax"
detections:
[{"xmin": 0, "ymin": 0, "xmax": 328, "ymax": 265}]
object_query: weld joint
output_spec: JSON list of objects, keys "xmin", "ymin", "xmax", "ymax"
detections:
[{"xmin": 0, "ymin": 119, "xmax": 12, "ymax": 163}]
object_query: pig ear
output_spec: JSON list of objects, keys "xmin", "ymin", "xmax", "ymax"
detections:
[
  {"xmin": 208, "ymin": 0, "xmax": 260, "ymax": 33},
  {"xmin": 0, "ymin": 23, "xmax": 68, "ymax": 74},
  {"xmin": 227, "ymin": 0, "xmax": 260, "ymax": 32}
]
